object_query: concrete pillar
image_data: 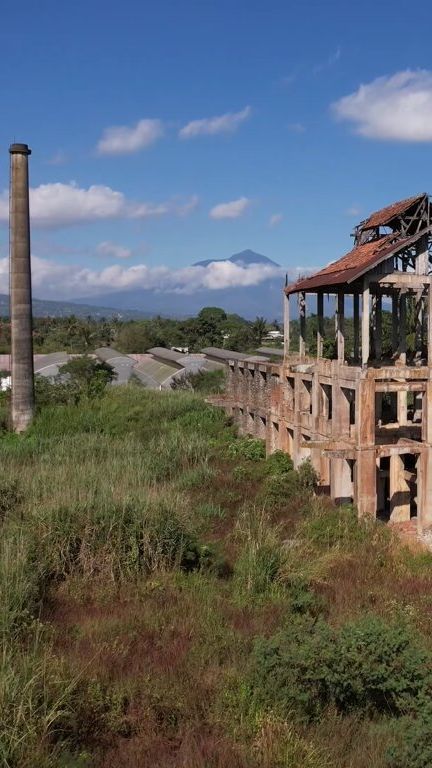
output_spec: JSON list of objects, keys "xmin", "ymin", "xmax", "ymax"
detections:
[
  {"xmin": 355, "ymin": 379, "xmax": 376, "ymax": 518},
  {"xmin": 362, "ymin": 280, "xmax": 370, "ymax": 366},
  {"xmin": 374, "ymin": 294, "xmax": 382, "ymax": 360},
  {"xmin": 317, "ymin": 292, "xmax": 324, "ymax": 358},
  {"xmin": 428, "ymin": 284, "xmax": 432, "ymax": 366},
  {"xmin": 9, "ymin": 143, "xmax": 34, "ymax": 433},
  {"xmin": 283, "ymin": 291, "xmax": 290, "ymax": 359},
  {"xmin": 298, "ymin": 291, "xmax": 306, "ymax": 359},
  {"xmin": 398, "ymin": 293, "xmax": 407, "ymax": 364},
  {"xmin": 392, "ymin": 291, "xmax": 398, "ymax": 357},
  {"xmin": 418, "ymin": 448, "xmax": 432, "ymax": 531},
  {"xmin": 397, "ymin": 390, "xmax": 407, "ymax": 426},
  {"xmin": 353, "ymin": 293, "xmax": 360, "ymax": 360},
  {"xmin": 418, "ymin": 381, "xmax": 432, "ymax": 531},
  {"xmin": 389, "ymin": 453, "xmax": 410, "ymax": 522},
  {"xmin": 336, "ymin": 291, "xmax": 345, "ymax": 363}
]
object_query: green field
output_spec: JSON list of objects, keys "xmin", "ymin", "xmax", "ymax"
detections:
[{"xmin": 2, "ymin": 385, "xmax": 432, "ymax": 767}]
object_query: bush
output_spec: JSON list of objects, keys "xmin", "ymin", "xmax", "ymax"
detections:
[
  {"xmin": 252, "ymin": 615, "xmax": 432, "ymax": 722},
  {"xmin": 171, "ymin": 369, "xmax": 225, "ymax": 394},
  {"xmin": 227, "ymin": 437, "xmax": 266, "ymax": 461},
  {"xmin": 300, "ymin": 504, "xmax": 374, "ymax": 550},
  {"xmin": 264, "ymin": 450, "xmax": 294, "ymax": 476},
  {"xmin": 387, "ymin": 708, "xmax": 432, "ymax": 767}
]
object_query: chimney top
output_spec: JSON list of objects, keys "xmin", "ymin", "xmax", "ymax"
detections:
[{"xmin": 9, "ymin": 143, "xmax": 31, "ymax": 155}]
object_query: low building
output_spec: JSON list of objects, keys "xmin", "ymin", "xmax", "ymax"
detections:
[{"xmin": 212, "ymin": 193, "xmax": 432, "ymax": 532}]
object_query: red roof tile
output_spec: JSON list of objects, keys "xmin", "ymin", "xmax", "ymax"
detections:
[
  {"xmin": 286, "ymin": 231, "xmax": 426, "ymax": 294},
  {"xmin": 360, "ymin": 194, "xmax": 426, "ymax": 229}
]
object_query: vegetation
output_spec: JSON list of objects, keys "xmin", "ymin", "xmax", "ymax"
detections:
[{"xmin": 2, "ymin": 379, "xmax": 432, "ymax": 766}]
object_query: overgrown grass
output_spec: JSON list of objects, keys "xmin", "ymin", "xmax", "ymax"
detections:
[{"xmin": 2, "ymin": 385, "xmax": 432, "ymax": 766}]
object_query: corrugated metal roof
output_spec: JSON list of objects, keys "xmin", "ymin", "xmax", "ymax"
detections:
[
  {"xmin": 147, "ymin": 347, "xmax": 186, "ymax": 366},
  {"xmin": 135, "ymin": 358, "xmax": 180, "ymax": 384},
  {"xmin": 360, "ymin": 193, "xmax": 426, "ymax": 229},
  {"xmin": 286, "ymin": 229, "xmax": 429, "ymax": 294},
  {"xmin": 94, "ymin": 347, "xmax": 130, "ymax": 363}
]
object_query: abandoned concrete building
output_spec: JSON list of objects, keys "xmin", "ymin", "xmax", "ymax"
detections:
[{"xmin": 216, "ymin": 193, "xmax": 432, "ymax": 531}]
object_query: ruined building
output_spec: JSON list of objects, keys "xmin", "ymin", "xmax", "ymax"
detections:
[{"xmin": 216, "ymin": 194, "xmax": 432, "ymax": 530}]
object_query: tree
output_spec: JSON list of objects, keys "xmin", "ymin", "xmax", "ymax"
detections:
[
  {"xmin": 252, "ymin": 316, "xmax": 267, "ymax": 345},
  {"xmin": 59, "ymin": 355, "xmax": 116, "ymax": 398}
]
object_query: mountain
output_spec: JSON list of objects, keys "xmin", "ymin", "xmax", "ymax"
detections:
[
  {"xmin": 193, "ymin": 249, "xmax": 280, "ymax": 268},
  {"xmin": 73, "ymin": 249, "xmax": 285, "ymax": 320}
]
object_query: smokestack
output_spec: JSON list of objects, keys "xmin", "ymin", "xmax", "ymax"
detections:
[{"xmin": 9, "ymin": 143, "xmax": 34, "ymax": 432}]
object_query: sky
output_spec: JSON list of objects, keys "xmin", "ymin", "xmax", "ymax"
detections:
[{"xmin": 0, "ymin": 0, "xmax": 432, "ymax": 301}]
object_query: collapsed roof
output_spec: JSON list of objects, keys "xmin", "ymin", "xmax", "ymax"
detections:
[{"xmin": 286, "ymin": 193, "xmax": 431, "ymax": 295}]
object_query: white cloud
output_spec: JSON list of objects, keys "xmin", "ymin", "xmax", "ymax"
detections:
[
  {"xmin": 0, "ymin": 254, "xmax": 283, "ymax": 300},
  {"xmin": 0, "ymin": 182, "xmax": 198, "ymax": 228},
  {"xmin": 345, "ymin": 205, "xmax": 361, "ymax": 217},
  {"xmin": 97, "ymin": 118, "xmax": 164, "ymax": 155},
  {"xmin": 269, "ymin": 213, "xmax": 283, "ymax": 227},
  {"xmin": 96, "ymin": 241, "xmax": 132, "ymax": 260},
  {"xmin": 179, "ymin": 106, "xmax": 251, "ymax": 139},
  {"xmin": 333, "ymin": 70, "xmax": 432, "ymax": 141},
  {"xmin": 209, "ymin": 197, "xmax": 251, "ymax": 220}
]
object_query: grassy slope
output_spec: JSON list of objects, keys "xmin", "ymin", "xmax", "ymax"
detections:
[{"xmin": 2, "ymin": 387, "xmax": 432, "ymax": 767}]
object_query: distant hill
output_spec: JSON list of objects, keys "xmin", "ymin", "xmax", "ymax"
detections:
[{"xmin": 0, "ymin": 295, "xmax": 152, "ymax": 320}]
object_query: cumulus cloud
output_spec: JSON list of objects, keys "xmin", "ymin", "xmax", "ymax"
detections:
[
  {"xmin": 209, "ymin": 197, "xmax": 251, "ymax": 220},
  {"xmin": 269, "ymin": 213, "xmax": 283, "ymax": 227},
  {"xmin": 0, "ymin": 182, "xmax": 198, "ymax": 229},
  {"xmin": 179, "ymin": 106, "xmax": 251, "ymax": 139},
  {"xmin": 96, "ymin": 241, "xmax": 132, "ymax": 260},
  {"xmin": 0, "ymin": 254, "xmax": 283, "ymax": 300},
  {"xmin": 333, "ymin": 70, "xmax": 432, "ymax": 141},
  {"xmin": 97, "ymin": 118, "xmax": 164, "ymax": 155}
]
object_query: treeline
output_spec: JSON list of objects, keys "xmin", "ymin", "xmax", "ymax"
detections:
[
  {"xmin": 0, "ymin": 308, "xmax": 280, "ymax": 355},
  {"xmin": 0, "ymin": 304, "xmax": 419, "ymax": 358}
]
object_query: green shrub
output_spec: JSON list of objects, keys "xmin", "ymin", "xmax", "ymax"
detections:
[
  {"xmin": 264, "ymin": 450, "xmax": 294, "ymax": 476},
  {"xmin": 252, "ymin": 615, "xmax": 432, "ymax": 722},
  {"xmin": 297, "ymin": 458, "xmax": 318, "ymax": 489},
  {"xmin": 387, "ymin": 708, "xmax": 432, "ymax": 767},
  {"xmin": 227, "ymin": 436, "xmax": 266, "ymax": 461}
]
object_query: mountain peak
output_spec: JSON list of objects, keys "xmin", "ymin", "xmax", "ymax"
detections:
[{"xmin": 193, "ymin": 249, "xmax": 280, "ymax": 268}]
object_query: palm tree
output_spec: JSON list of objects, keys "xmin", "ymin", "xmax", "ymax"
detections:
[{"xmin": 252, "ymin": 316, "xmax": 267, "ymax": 345}]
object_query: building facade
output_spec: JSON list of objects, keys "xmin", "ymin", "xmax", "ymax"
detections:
[{"xmin": 214, "ymin": 194, "xmax": 432, "ymax": 531}]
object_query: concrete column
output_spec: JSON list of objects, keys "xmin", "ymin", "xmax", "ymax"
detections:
[
  {"xmin": 418, "ymin": 381, "xmax": 432, "ymax": 532},
  {"xmin": 317, "ymin": 292, "xmax": 324, "ymax": 358},
  {"xmin": 418, "ymin": 448, "xmax": 432, "ymax": 531},
  {"xmin": 362, "ymin": 280, "xmax": 370, "ymax": 366},
  {"xmin": 398, "ymin": 293, "xmax": 407, "ymax": 364},
  {"xmin": 374, "ymin": 294, "xmax": 382, "ymax": 360},
  {"xmin": 283, "ymin": 291, "xmax": 290, "ymax": 359},
  {"xmin": 298, "ymin": 291, "xmax": 306, "ymax": 359},
  {"xmin": 9, "ymin": 143, "xmax": 34, "ymax": 433},
  {"xmin": 336, "ymin": 291, "xmax": 345, "ymax": 363},
  {"xmin": 397, "ymin": 390, "xmax": 407, "ymax": 426},
  {"xmin": 389, "ymin": 453, "xmax": 410, "ymax": 522},
  {"xmin": 392, "ymin": 292, "xmax": 399, "ymax": 357},
  {"xmin": 355, "ymin": 378, "xmax": 376, "ymax": 518},
  {"xmin": 353, "ymin": 293, "xmax": 360, "ymax": 360},
  {"xmin": 428, "ymin": 284, "xmax": 432, "ymax": 366}
]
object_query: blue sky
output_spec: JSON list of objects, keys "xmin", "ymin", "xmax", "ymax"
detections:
[{"xmin": 0, "ymin": 0, "xmax": 431, "ymax": 300}]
